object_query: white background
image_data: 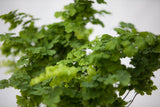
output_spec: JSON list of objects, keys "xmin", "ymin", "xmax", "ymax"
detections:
[{"xmin": 0, "ymin": 0, "xmax": 160, "ymax": 107}]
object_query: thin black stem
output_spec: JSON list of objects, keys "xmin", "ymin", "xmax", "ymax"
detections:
[
  {"xmin": 127, "ymin": 93, "xmax": 138, "ymax": 107},
  {"xmin": 123, "ymin": 91, "xmax": 130, "ymax": 100}
]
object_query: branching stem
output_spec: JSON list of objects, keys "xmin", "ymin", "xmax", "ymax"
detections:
[
  {"xmin": 123, "ymin": 90, "xmax": 130, "ymax": 100},
  {"xmin": 127, "ymin": 93, "xmax": 138, "ymax": 107}
]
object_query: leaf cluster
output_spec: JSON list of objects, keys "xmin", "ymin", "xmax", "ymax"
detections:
[{"xmin": 0, "ymin": 0, "xmax": 160, "ymax": 107}]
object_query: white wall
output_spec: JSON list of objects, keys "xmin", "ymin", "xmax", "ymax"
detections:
[{"xmin": 0, "ymin": 0, "xmax": 160, "ymax": 107}]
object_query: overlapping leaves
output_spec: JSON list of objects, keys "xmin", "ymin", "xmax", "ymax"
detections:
[{"xmin": 0, "ymin": 0, "xmax": 160, "ymax": 107}]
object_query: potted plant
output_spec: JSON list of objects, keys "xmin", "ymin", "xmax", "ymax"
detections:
[{"xmin": 0, "ymin": 0, "xmax": 159, "ymax": 107}]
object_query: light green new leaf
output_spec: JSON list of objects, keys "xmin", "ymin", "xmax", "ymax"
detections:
[
  {"xmin": 87, "ymin": 65, "xmax": 96, "ymax": 76},
  {"xmin": 55, "ymin": 12, "xmax": 63, "ymax": 18},
  {"xmin": 30, "ymin": 64, "xmax": 78, "ymax": 86}
]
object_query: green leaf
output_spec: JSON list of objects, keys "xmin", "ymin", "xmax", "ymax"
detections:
[
  {"xmin": 0, "ymin": 1, "xmax": 159, "ymax": 107},
  {"xmin": 88, "ymin": 53, "xmax": 110, "ymax": 64},
  {"xmin": 82, "ymin": 88, "xmax": 101, "ymax": 100},
  {"xmin": 75, "ymin": 28, "xmax": 92, "ymax": 40},
  {"xmin": 62, "ymin": 88, "xmax": 76, "ymax": 98},
  {"xmin": 155, "ymin": 44, "xmax": 160, "ymax": 53},
  {"xmin": 106, "ymin": 39, "xmax": 119, "ymax": 50},
  {"xmin": 47, "ymin": 50, "xmax": 56, "ymax": 56},
  {"xmin": 16, "ymin": 95, "xmax": 30, "ymax": 107},
  {"xmin": 43, "ymin": 87, "xmax": 63, "ymax": 107},
  {"xmin": 0, "ymin": 33, "xmax": 15, "ymax": 41},
  {"xmin": 87, "ymin": 65, "xmax": 96, "ymax": 76},
  {"xmin": 135, "ymin": 36, "xmax": 146, "ymax": 49},
  {"xmin": 145, "ymin": 34, "xmax": 155, "ymax": 45},
  {"xmin": 98, "ymin": 10, "xmax": 111, "ymax": 15},
  {"xmin": 104, "ymin": 75, "xmax": 118, "ymax": 85},
  {"xmin": 0, "ymin": 10, "xmax": 37, "ymax": 30},
  {"xmin": 0, "ymin": 79, "xmax": 9, "ymax": 89},
  {"xmin": 111, "ymin": 98, "xmax": 128, "ymax": 107},
  {"xmin": 73, "ymin": 49, "xmax": 86, "ymax": 58},
  {"xmin": 120, "ymin": 21, "xmax": 135, "ymax": 29},
  {"xmin": 30, "ymin": 64, "xmax": 78, "ymax": 86},
  {"xmin": 91, "ymin": 18, "xmax": 104, "ymax": 27},
  {"xmin": 9, "ymin": 71, "xmax": 31, "ymax": 91},
  {"xmin": 111, "ymin": 52, "xmax": 121, "ymax": 61},
  {"xmin": 79, "ymin": 58, "xmax": 89, "ymax": 66},
  {"xmin": 25, "ymin": 47, "xmax": 44, "ymax": 54},
  {"xmin": 54, "ymin": 12, "xmax": 62, "ymax": 18},
  {"xmin": 123, "ymin": 45, "xmax": 138, "ymax": 57},
  {"xmin": 81, "ymin": 81, "xmax": 98, "ymax": 88},
  {"xmin": 104, "ymin": 70, "xmax": 130, "ymax": 86},
  {"xmin": 16, "ymin": 56, "xmax": 29, "ymax": 66},
  {"xmin": 120, "ymin": 40, "xmax": 130, "ymax": 47},
  {"xmin": 64, "ymin": 22, "xmax": 75, "ymax": 33},
  {"xmin": 116, "ymin": 70, "xmax": 130, "ymax": 86},
  {"xmin": 97, "ymin": 0, "xmax": 107, "ymax": 4},
  {"xmin": 64, "ymin": 4, "xmax": 76, "ymax": 16}
]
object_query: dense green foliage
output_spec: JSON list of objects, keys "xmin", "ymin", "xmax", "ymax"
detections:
[{"xmin": 0, "ymin": 0, "xmax": 160, "ymax": 107}]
